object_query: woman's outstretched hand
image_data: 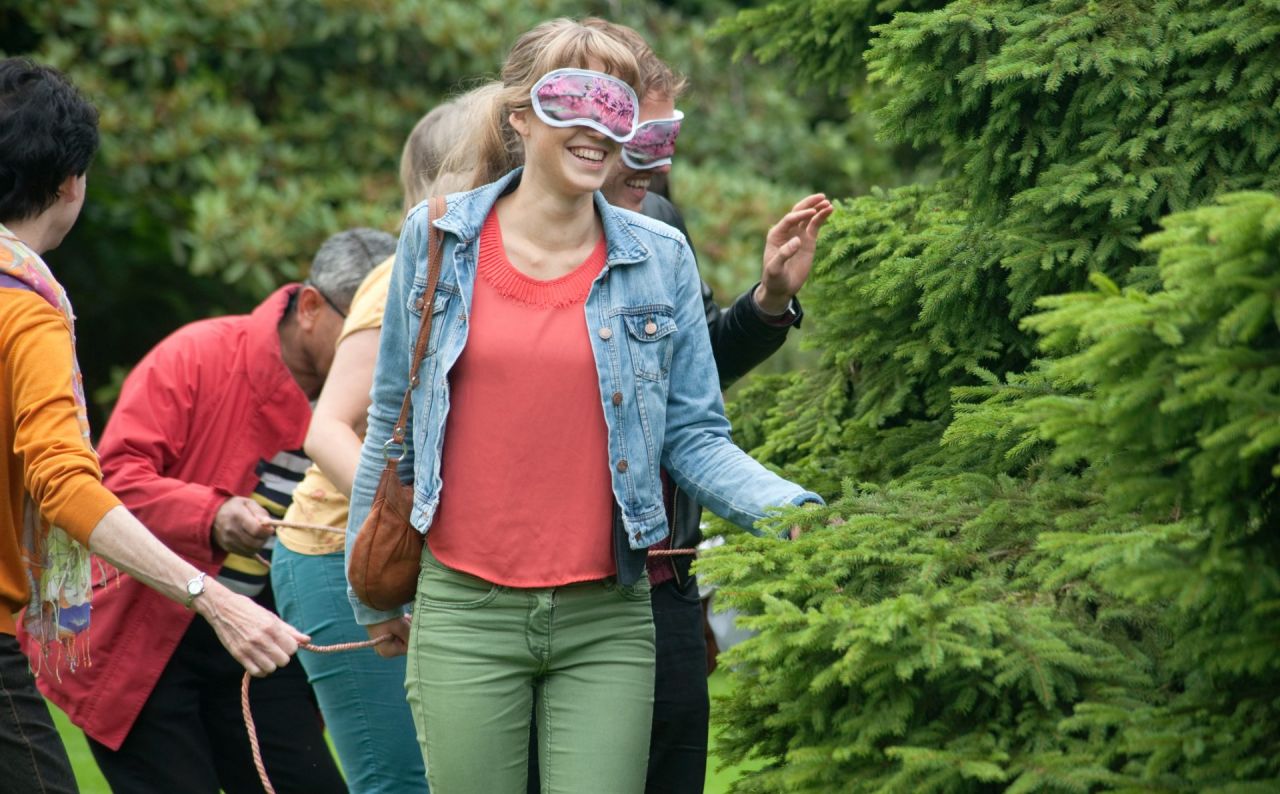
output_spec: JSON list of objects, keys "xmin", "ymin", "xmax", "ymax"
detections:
[{"xmin": 755, "ymin": 193, "xmax": 835, "ymax": 315}]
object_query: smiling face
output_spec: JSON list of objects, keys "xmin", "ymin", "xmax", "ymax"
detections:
[
  {"xmin": 602, "ymin": 92, "xmax": 676, "ymax": 212},
  {"xmin": 510, "ymin": 61, "xmax": 631, "ymax": 201},
  {"xmin": 514, "ymin": 109, "xmax": 620, "ymax": 199}
]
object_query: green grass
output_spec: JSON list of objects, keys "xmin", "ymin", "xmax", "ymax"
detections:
[
  {"xmin": 54, "ymin": 670, "xmax": 760, "ymax": 793},
  {"xmin": 50, "ymin": 705, "xmax": 110, "ymax": 794}
]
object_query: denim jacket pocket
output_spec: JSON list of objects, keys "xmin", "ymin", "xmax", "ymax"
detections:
[
  {"xmin": 621, "ymin": 308, "xmax": 677, "ymax": 382},
  {"xmin": 407, "ymin": 281, "xmax": 456, "ymax": 355}
]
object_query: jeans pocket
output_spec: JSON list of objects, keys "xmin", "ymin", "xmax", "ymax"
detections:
[{"xmin": 418, "ymin": 555, "xmax": 502, "ymax": 610}]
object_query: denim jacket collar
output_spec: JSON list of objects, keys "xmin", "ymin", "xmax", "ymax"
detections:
[{"xmin": 433, "ymin": 167, "xmax": 651, "ymax": 268}]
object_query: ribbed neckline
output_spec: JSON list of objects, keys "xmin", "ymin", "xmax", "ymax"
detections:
[{"xmin": 477, "ymin": 210, "xmax": 606, "ymax": 308}]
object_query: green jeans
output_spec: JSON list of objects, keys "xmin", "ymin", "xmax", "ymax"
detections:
[{"xmin": 405, "ymin": 547, "xmax": 655, "ymax": 794}]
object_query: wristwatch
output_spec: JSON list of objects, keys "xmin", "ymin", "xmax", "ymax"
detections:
[{"xmin": 184, "ymin": 571, "xmax": 207, "ymax": 609}]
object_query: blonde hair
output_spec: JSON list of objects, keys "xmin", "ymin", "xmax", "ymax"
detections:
[
  {"xmin": 398, "ymin": 83, "xmax": 501, "ymax": 216},
  {"xmin": 442, "ymin": 18, "xmax": 641, "ymax": 190},
  {"xmin": 580, "ymin": 17, "xmax": 687, "ymax": 102}
]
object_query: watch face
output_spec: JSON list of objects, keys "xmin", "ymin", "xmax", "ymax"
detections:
[{"xmin": 187, "ymin": 574, "xmax": 204, "ymax": 597}]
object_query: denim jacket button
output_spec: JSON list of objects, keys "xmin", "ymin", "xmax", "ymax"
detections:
[
  {"xmin": 644, "ymin": 321, "xmax": 657, "ymax": 335},
  {"xmin": 616, "ymin": 459, "xmax": 629, "ymax": 473},
  {"xmin": 415, "ymin": 296, "xmax": 426, "ymax": 310},
  {"xmin": 611, "ymin": 392, "xmax": 623, "ymax": 406},
  {"xmin": 598, "ymin": 327, "xmax": 613, "ymax": 340}
]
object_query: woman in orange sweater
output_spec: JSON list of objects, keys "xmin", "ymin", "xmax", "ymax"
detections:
[{"xmin": 0, "ymin": 56, "xmax": 305, "ymax": 792}]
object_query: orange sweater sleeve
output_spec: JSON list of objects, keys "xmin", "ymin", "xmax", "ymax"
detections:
[{"xmin": 2, "ymin": 290, "xmax": 120, "ymax": 545}]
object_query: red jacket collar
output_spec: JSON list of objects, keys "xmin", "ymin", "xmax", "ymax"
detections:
[{"xmin": 245, "ymin": 284, "xmax": 306, "ymax": 404}]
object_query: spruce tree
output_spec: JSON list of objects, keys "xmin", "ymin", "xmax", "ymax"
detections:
[{"xmin": 700, "ymin": 1, "xmax": 1280, "ymax": 790}]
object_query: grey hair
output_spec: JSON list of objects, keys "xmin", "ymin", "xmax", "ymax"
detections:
[{"xmin": 307, "ymin": 227, "xmax": 396, "ymax": 311}]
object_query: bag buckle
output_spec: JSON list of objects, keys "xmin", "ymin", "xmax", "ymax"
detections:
[{"xmin": 382, "ymin": 437, "xmax": 406, "ymax": 463}]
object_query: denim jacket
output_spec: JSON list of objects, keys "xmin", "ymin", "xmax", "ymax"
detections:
[{"xmin": 346, "ymin": 169, "xmax": 822, "ymax": 624}]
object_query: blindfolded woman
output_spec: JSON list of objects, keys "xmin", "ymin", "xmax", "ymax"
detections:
[{"xmin": 346, "ymin": 18, "xmax": 822, "ymax": 794}]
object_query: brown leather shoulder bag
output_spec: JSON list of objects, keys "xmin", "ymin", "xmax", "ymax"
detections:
[{"xmin": 348, "ymin": 195, "xmax": 446, "ymax": 611}]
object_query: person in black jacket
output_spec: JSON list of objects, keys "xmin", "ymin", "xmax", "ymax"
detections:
[{"xmin": 591, "ymin": 19, "xmax": 834, "ymax": 794}]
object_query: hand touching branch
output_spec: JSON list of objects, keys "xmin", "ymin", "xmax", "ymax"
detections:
[{"xmin": 754, "ymin": 193, "xmax": 835, "ymax": 316}]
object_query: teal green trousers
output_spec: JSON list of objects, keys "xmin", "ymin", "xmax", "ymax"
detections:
[{"xmin": 405, "ymin": 547, "xmax": 655, "ymax": 794}]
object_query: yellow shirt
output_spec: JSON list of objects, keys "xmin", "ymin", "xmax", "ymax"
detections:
[{"xmin": 277, "ymin": 257, "xmax": 393, "ymax": 555}]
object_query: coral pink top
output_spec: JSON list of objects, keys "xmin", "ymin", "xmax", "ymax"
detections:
[{"xmin": 427, "ymin": 210, "xmax": 616, "ymax": 586}]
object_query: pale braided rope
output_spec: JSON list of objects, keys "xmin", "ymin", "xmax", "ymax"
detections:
[{"xmin": 241, "ymin": 634, "xmax": 392, "ymax": 794}]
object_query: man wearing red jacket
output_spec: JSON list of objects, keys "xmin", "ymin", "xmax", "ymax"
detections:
[{"xmin": 28, "ymin": 230, "xmax": 388, "ymax": 792}]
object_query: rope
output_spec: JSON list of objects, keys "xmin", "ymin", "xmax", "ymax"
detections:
[
  {"xmin": 241, "ymin": 634, "xmax": 392, "ymax": 794},
  {"xmin": 263, "ymin": 518, "xmax": 343, "ymax": 534}
]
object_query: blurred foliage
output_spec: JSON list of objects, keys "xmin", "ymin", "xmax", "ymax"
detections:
[{"xmin": 1, "ymin": 0, "xmax": 884, "ymax": 424}]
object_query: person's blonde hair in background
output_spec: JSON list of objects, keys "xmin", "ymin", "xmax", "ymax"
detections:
[
  {"xmin": 270, "ymin": 87, "xmax": 488, "ymax": 794},
  {"xmin": 398, "ymin": 83, "xmax": 500, "ymax": 217}
]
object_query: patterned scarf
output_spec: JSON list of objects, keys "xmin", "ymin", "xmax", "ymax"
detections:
[{"xmin": 0, "ymin": 223, "xmax": 97, "ymax": 669}]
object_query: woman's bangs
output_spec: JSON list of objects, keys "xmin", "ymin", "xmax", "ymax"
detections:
[{"xmin": 538, "ymin": 33, "xmax": 639, "ymax": 93}]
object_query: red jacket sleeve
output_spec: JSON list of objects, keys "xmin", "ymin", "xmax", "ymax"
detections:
[{"xmin": 97, "ymin": 331, "xmax": 226, "ymax": 564}]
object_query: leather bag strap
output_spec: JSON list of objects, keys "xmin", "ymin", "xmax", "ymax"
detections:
[{"xmin": 386, "ymin": 195, "xmax": 446, "ymax": 460}]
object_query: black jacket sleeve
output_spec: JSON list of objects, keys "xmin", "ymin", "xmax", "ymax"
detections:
[{"xmin": 641, "ymin": 192, "xmax": 801, "ymax": 388}]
